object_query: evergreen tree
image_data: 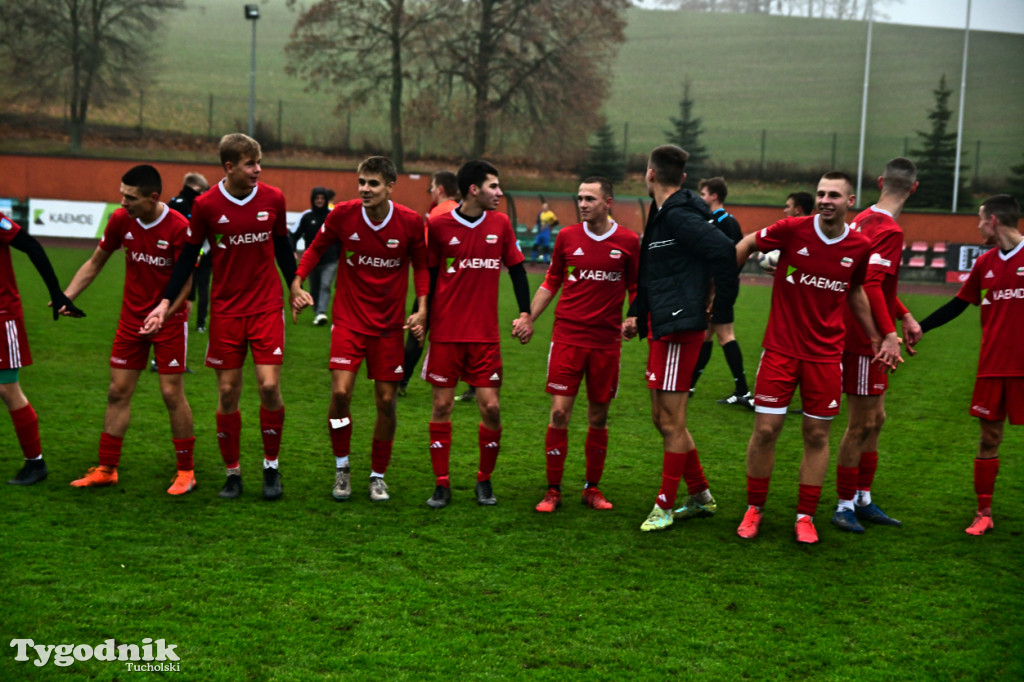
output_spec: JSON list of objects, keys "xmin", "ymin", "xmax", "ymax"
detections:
[
  {"xmin": 909, "ymin": 74, "xmax": 968, "ymax": 209},
  {"xmin": 578, "ymin": 123, "xmax": 625, "ymax": 183},
  {"xmin": 1006, "ymin": 153, "xmax": 1024, "ymax": 198},
  {"xmin": 665, "ymin": 79, "xmax": 710, "ymax": 185}
]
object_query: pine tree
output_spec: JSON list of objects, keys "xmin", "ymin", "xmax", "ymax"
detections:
[
  {"xmin": 578, "ymin": 123, "xmax": 625, "ymax": 183},
  {"xmin": 665, "ymin": 79, "xmax": 710, "ymax": 185},
  {"xmin": 909, "ymin": 74, "xmax": 968, "ymax": 209},
  {"xmin": 1006, "ymin": 153, "xmax": 1024, "ymax": 198}
]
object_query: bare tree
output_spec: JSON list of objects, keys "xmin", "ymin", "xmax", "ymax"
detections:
[
  {"xmin": 0, "ymin": 0, "xmax": 183, "ymax": 151},
  {"xmin": 286, "ymin": 0, "xmax": 454, "ymax": 171},
  {"xmin": 429, "ymin": 0, "xmax": 629, "ymax": 160}
]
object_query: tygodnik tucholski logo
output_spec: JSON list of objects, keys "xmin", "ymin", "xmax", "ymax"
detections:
[{"xmin": 10, "ymin": 638, "xmax": 181, "ymax": 671}]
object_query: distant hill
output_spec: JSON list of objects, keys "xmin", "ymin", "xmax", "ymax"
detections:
[{"xmin": 2, "ymin": 3, "xmax": 1021, "ymax": 184}]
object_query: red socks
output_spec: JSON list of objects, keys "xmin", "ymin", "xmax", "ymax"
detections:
[
  {"xmin": 797, "ymin": 484, "xmax": 822, "ymax": 517},
  {"xmin": 974, "ymin": 457, "xmax": 999, "ymax": 512},
  {"xmin": 371, "ymin": 439, "xmax": 393, "ymax": 475},
  {"xmin": 545, "ymin": 426, "xmax": 568, "ymax": 487},
  {"xmin": 98, "ymin": 432, "xmax": 123, "ymax": 468},
  {"xmin": 216, "ymin": 411, "xmax": 242, "ymax": 469},
  {"xmin": 585, "ymin": 427, "xmax": 608, "ymax": 485},
  {"xmin": 329, "ymin": 416, "xmax": 353, "ymax": 457},
  {"xmin": 836, "ymin": 466, "xmax": 859, "ymax": 503},
  {"xmin": 173, "ymin": 437, "xmax": 195, "ymax": 471},
  {"xmin": 477, "ymin": 424, "xmax": 501, "ymax": 482},
  {"xmin": 747, "ymin": 475, "xmax": 770, "ymax": 508},
  {"xmin": 657, "ymin": 450, "xmax": 686, "ymax": 510},
  {"xmin": 682, "ymin": 449, "xmax": 706, "ymax": 496},
  {"xmin": 260, "ymin": 406, "xmax": 284, "ymax": 462},
  {"xmin": 858, "ymin": 450, "xmax": 879, "ymax": 493},
  {"xmin": 10, "ymin": 404, "xmax": 41, "ymax": 459},
  {"xmin": 429, "ymin": 421, "xmax": 452, "ymax": 486}
]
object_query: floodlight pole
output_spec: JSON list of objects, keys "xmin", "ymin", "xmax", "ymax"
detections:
[
  {"xmin": 952, "ymin": 0, "xmax": 971, "ymax": 212},
  {"xmin": 855, "ymin": 5, "xmax": 873, "ymax": 209},
  {"xmin": 245, "ymin": 4, "xmax": 260, "ymax": 137}
]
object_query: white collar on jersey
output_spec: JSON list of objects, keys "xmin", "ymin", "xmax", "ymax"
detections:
[
  {"xmin": 451, "ymin": 207, "xmax": 487, "ymax": 229},
  {"xmin": 217, "ymin": 179, "xmax": 258, "ymax": 206},
  {"xmin": 813, "ymin": 214, "xmax": 851, "ymax": 245},
  {"xmin": 998, "ymin": 238, "xmax": 1024, "ymax": 261},
  {"xmin": 868, "ymin": 205, "xmax": 893, "ymax": 218},
  {"xmin": 136, "ymin": 204, "xmax": 170, "ymax": 230},
  {"xmin": 362, "ymin": 201, "xmax": 394, "ymax": 231},
  {"xmin": 583, "ymin": 220, "xmax": 618, "ymax": 242}
]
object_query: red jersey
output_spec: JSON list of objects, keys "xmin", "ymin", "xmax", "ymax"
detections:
[
  {"xmin": 187, "ymin": 181, "xmax": 288, "ymax": 317},
  {"xmin": 297, "ymin": 200, "xmax": 429, "ymax": 336},
  {"xmin": 0, "ymin": 212, "xmax": 23, "ymax": 321},
  {"xmin": 427, "ymin": 209, "xmax": 524, "ymax": 343},
  {"xmin": 843, "ymin": 206, "xmax": 904, "ymax": 355},
  {"xmin": 100, "ymin": 206, "xmax": 190, "ymax": 325},
  {"xmin": 540, "ymin": 221, "xmax": 639, "ymax": 348},
  {"xmin": 756, "ymin": 215, "xmax": 870, "ymax": 362},
  {"xmin": 956, "ymin": 240, "xmax": 1024, "ymax": 377}
]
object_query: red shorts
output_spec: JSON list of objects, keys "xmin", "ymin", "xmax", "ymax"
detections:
[
  {"xmin": 0, "ymin": 316, "xmax": 32, "ymax": 370},
  {"xmin": 546, "ymin": 342, "xmax": 620, "ymax": 403},
  {"xmin": 111, "ymin": 317, "xmax": 188, "ymax": 374},
  {"xmin": 970, "ymin": 377, "xmax": 1024, "ymax": 425},
  {"xmin": 754, "ymin": 349, "xmax": 842, "ymax": 419},
  {"xmin": 206, "ymin": 309, "xmax": 285, "ymax": 370},
  {"xmin": 842, "ymin": 351, "xmax": 888, "ymax": 396},
  {"xmin": 646, "ymin": 330, "xmax": 704, "ymax": 392},
  {"xmin": 329, "ymin": 326, "xmax": 404, "ymax": 381},
  {"xmin": 422, "ymin": 341, "xmax": 502, "ymax": 388}
]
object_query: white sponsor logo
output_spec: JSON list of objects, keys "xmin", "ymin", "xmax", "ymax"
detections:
[
  {"xmin": 840, "ymin": 257, "xmax": 854, "ymax": 268},
  {"xmin": 217, "ymin": 215, "xmax": 230, "ymax": 224},
  {"xmin": 217, "ymin": 241, "xmax": 227, "ymax": 249},
  {"xmin": 546, "ymin": 448, "xmax": 563, "ymax": 456},
  {"xmin": 483, "ymin": 441, "xmax": 499, "ymax": 448},
  {"xmin": 168, "ymin": 359, "xmax": 180, "ymax": 367},
  {"xmin": 227, "ymin": 231, "xmax": 270, "ymax": 246},
  {"xmin": 972, "ymin": 404, "xmax": 990, "ymax": 416},
  {"xmin": 828, "ymin": 399, "xmax": 839, "ymax": 408},
  {"xmin": 349, "ymin": 233, "xmax": 360, "ymax": 241},
  {"xmin": 798, "ymin": 247, "xmax": 810, "ymax": 256},
  {"xmin": 573, "ymin": 247, "xmax": 585, "ymax": 256},
  {"xmin": 755, "ymin": 393, "xmax": 779, "ymax": 403},
  {"xmin": 610, "ymin": 249, "xmax": 622, "ymax": 259},
  {"xmin": 125, "ymin": 231, "xmax": 134, "ymax": 240},
  {"xmin": 486, "ymin": 234, "xmax": 498, "ymax": 244},
  {"xmin": 129, "ymin": 251, "xmax": 173, "ymax": 267},
  {"xmin": 489, "ymin": 372, "xmax": 500, "ymax": 381},
  {"xmin": 331, "ymin": 357, "xmax": 351, "ymax": 364},
  {"xmin": 648, "ymin": 373, "xmax": 657, "ymax": 382},
  {"xmin": 671, "ymin": 309, "xmax": 683, "ymax": 316},
  {"xmin": 448, "ymin": 236, "xmax": 460, "ymax": 245},
  {"xmin": 358, "ymin": 255, "xmax": 402, "ymax": 268},
  {"xmin": 257, "ymin": 211, "xmax": 269, "ymax": 221},
  {"xmin": 387, "ymin": 238, "xmax": 399, "ymax": 248},
  {"xmin": 798, "ymin": 273, "xmax": 848, "ymax": 292},
  {"xmin": 156, "ymin": 239, "xmax": 169, "ymax": 250},
  {"xmin": 430, "ymin": 441, "xmax": 444, "ymax": 449},
  {"xmin": 394, "ymin": 365, "xmax": 404, "ymax": 373},
  {"xmin": 428, "ymin": 373, "xmax": 449, "ymax": 383},
  {"xmin": 330, "ymin": 417, "xmax": 351, "ymax": 429},
  {"xmin": 547, "ymin": 383, "xmax": 569, "ymax": 391},
  {"xmin": 985, "ymin": 270, "xmax": 995, "ymax": 278},
  {"xmin": 208, "ymin": 357, "xmax": 224, "ymax": 365},
  {"xmin": 262, "ymin": 428, "xmax": 278, "ymax": 436},
  {"xmin": 111, "ymin": 356, "xmax": 128, "ymax": 365},
  {"xmin": 868, "ymin": 253, "xmax": 891, "ymax": 267},
  {"xmin": 273, "ymin": 347, "xmax": 282, "ymax": 356},
  {"xmin": 458, "ymin": 258, "xmax": 501, "ymax": 269},
  {"xmin": 989, "ymin": 288, "xmax": 1024, "ymax": 301},
  {"xmin": 649, "ymin": 239, "xmax": 675, "ymax": 250},
  {"xmin": 9, "ymin": 638, "xmax": 180, "ymax": 668},
  {"xmin": 576, "ymin": 269, "xmax": 622, "ymax": 282}
]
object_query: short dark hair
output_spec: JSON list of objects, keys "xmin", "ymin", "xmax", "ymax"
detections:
[
  {"xmin": 358, "ymin": 156, "xmax": 398, "ymax": 184},
  {"xmin": 581, "ymin": 176, "xmax": 614, "ymax": 199},
  {"xmin": 432, "ymin": 170, "xmax": 459, "ymax": 199},
  {"xmin": 648, "ymin": 145, "xmax": 688, "ymax": 187},
  {"xmin": 457, "ymin": 160, "xmax": 499, "ymax": 198},
  {"xmin": 698, "ymin": 177, "xmax": 728, "ymax": 203},
  {"xmin": 787, "ymin": 191, "xmax": 814, "ymax": 215},
  {"xmin": 821, "ymin": 171, "xmax": 855, "ymax": 195},
  {"xmin": 122, "ymin": 164, "xmax": 162, "ymax": 196},
  {"xmin": 219, "ymin": 133, "xmax": 261, "ymax": 167},
  {"xmin": 981, "ymin": 194, "xmax": 1020, "ymax": 228},
  {"xmin": 881, "ymin": 157, "xmax": 917, "ymax": 194}
]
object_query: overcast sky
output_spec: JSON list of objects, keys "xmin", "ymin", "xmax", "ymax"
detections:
[{"xmin": 634, "ymin": 0, "xmax": 1024, "ymax": 34}]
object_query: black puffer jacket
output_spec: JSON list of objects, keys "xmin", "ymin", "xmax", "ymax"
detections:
[
  {"xmin": 291, "ymin": 187, "xmax": 338, "ymax": 266},
  {"xmin": 631, "ymin": 188, "xmax": 738, "ymax": 339}
]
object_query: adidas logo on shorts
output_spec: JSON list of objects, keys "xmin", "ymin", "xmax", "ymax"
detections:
[
  {"xmin": 273, "ymin": 347, "xmax": 283, "ymax": 356},
  {"xmin": 168, "ymin": 359, "xmax": 180, "ymax": 367},
  {"xmin": 828, "ymin": 400, "xmax": 838, "ymax": 408},
  {"xmin": 489, "ymin": 372, "xmax": 500, "ymax": 381},
  {"xmin": 394, "ymin": 365, "xmax": 404, "ymax": 373}
]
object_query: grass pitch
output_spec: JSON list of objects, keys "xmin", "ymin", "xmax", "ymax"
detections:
[{"xmin": 1, "ymin": 246, "xmax": 1022, "ymax": 679}]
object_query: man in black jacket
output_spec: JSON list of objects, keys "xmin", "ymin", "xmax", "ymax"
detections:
[
  {"xmin": 626, "ymin": 144, "xmax": 738, "ymax": 532},
  {"xmin": 291, "ymin": 187, "xmax": 338, "ymax": 325}
]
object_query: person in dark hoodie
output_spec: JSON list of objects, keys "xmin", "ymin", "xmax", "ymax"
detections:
[
  {"xmin": 624, "ymin": 144, "xmax": 739, "ymax": 533},
  {"xmin": 291, "ymin": 187, "xmax": 338, "ymax": 325},
  {"xmin": 168, "ymin": 172, "xmax": 211, "ymax": 333}
]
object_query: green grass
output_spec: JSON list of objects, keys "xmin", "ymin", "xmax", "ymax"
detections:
[
  {"xmin": 2, "ymin": 3, "xmax": 1022, "ymax": 185},
  {"xmin": 1, "ymin": 247, "xmax": 1022, "ymax": 679}
]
